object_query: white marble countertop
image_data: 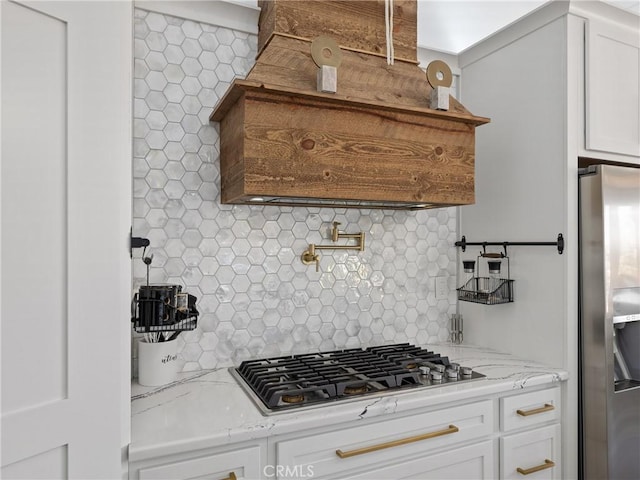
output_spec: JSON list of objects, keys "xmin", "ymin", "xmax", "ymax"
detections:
[{"xmin": 129, "ymin": 343, "xmax": 568, "ymax": 463}]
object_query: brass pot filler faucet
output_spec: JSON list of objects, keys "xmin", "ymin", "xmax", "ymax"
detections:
[{"xmin": 301, "ymin": 221, "xmax": 366, "ymax": 272}]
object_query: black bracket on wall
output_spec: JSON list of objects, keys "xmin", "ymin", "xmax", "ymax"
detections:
[
  {"xmin": 130, "ymin": 228, "xmax": 150, "ymax": 258},
  {"xmin": 455, "ymin": 233, "xmax": 565, "ymax": 255}
]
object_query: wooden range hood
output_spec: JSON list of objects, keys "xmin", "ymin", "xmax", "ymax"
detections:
[{"xmin": 210, "ymin": 0, "xmax": 489, "ymax": 210}]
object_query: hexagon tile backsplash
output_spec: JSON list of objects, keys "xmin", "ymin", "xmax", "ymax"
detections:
[{"xmin": 132, "ymin": 9, "xmax": 458, "ymax": 374}]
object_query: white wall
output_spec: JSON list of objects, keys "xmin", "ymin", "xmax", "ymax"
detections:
[
  {"xmin": 458, "ymin": 7, "xmax": 582, "ymax": 479},
  {"xmin": 458, "ymin": 17, "xmax": 569, "ymax": 367}
]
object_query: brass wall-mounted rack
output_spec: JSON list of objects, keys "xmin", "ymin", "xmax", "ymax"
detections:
[{"xmin": 302, "ymin": 222, "xmax": 365, "ymax": 271}]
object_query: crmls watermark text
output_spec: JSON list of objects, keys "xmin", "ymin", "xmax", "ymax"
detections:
[{"xmin": 263, "ymin": 464, "xmax": 314, "ymax": 478}]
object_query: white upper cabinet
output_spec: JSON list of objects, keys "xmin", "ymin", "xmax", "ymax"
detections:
[{"xmin": 585, "ymin": 16, "xmax": 640, "ymax": 158}]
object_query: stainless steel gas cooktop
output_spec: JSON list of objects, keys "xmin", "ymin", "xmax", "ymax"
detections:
[{"xmin": 230, "ymin": 343, "xmax": 485, "ymax": 415}]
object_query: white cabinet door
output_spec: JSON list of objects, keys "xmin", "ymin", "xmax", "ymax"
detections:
[
  {"xmin": 1, "ymin": 1, "xmax": 132, "ymax": 477},
  {"xmin": 585, "ymin": 16, "xmax": 640, "ymax": 158},
  {"xmin": 501, "ymin": 424, "xmax": 561, "ymax": 480},
  {"xmin": 344, "ymin": 440, "xmax": 495, "ymax": 480}
]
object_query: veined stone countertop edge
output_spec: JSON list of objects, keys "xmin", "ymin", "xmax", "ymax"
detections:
[{"xmin": 129, "ymin": 343, "xmax": 569, "ymax": 463}]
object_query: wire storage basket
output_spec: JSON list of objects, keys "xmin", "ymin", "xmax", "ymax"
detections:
[
  {"xmin": 132, "ymin": 284, "xmax": 199, "ymax": 333},
  {"xmin": 457, "ymin": 254, "xmax": 514, "ymax": 305},
  {"xmin": 457, "ymin": 277, "xmax": 514, "ymax": 305}
]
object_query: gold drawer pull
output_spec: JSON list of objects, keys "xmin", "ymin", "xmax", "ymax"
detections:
[
  {"xmin": 517, "ymin": 459, "xmax": 555, "ymax": 475},
  {"xmin": 336, "ymin": 424, "xmax": 459, "ymax": 459},
  {"xmin": 517, "ymin": 403, "xmax": 555, "ymax": 417},
  {"xmin": 221, "ymin": 473, "xmax": 237, "ymax": 480}
]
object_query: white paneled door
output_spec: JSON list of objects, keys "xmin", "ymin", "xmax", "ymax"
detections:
[{"xmin": 1, "ymin": 1, "xmax": 131, "ymax": 478}]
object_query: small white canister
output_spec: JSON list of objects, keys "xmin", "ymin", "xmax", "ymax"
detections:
[{"xmin": 138, "ymin": 338, "xmax": 178, "ymax": 386}]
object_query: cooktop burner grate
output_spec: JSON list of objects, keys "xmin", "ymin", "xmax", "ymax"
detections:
[{"xmin": 232, "ymin": 343, "xmax": 485, "ymax": 414}]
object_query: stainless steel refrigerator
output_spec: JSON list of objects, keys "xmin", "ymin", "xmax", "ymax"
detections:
[{"xmin": 579, "ymin": 164, "xmax": 640, "ymax": 480}]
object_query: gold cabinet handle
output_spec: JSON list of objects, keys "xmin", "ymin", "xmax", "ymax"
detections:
[
  {"xmin": 335, "ymin": 424, "xmax": 459, "ymax": 459},
  {"xmin": 517, "ymin": 459, "xmax": 555, "ymax": 475},
  {"xmin": 516, "ymin": 403, "xmax": 555, "ymax": 417},
  {"xmin": 221, "ymin": 473, "xmax": 236, "ymax": 480}
]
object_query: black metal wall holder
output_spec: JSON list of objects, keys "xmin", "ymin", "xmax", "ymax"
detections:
[
  {"xmin": 130, "ymin": 229, "xmax": 150, "ymax": 258},
  {"xmin": 455, "ymin": 233, "xmax": 564, "ymax": 255}
]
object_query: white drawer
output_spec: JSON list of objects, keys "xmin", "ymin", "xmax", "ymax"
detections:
[
  {"xmin": 501, "ymin": 387, "xmax": 560, "ymax": 432},
  {"xmin": 345, "ymin": 440, "xmax": 495, "ymax": 480},
  {"xmin": 276, "ymin": 400, "xmax": 494, "ymax": 480},
  {"xmin": 500, "ymin": 424, "xmax": 561, "ymax": 480},
  {"xmin": 137, "ymin": 445, "xmax": 264, "ymax": 480}
]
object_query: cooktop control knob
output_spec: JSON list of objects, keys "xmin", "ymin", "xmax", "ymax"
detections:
[
  {"xmin": 419, "ymin": 365, "xmax": 430, "ymax": 376},
  {"xmin": 431, "ymin": 370, "xmax": 443, "ymax": 381},
  {"xmin": 460, "ymin": 366, "xmax": 473, "ymax": 376},
  {"xmin": 446, "ymin": 368, "xmax": 458, "ymax": 379},
  {"xmin": 449, "ymin": 362, "xmax": 460, "ymax": 371},
  {"xmin": 425, "ymin": 361, "xmax": 446, "ymax": 373}
]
